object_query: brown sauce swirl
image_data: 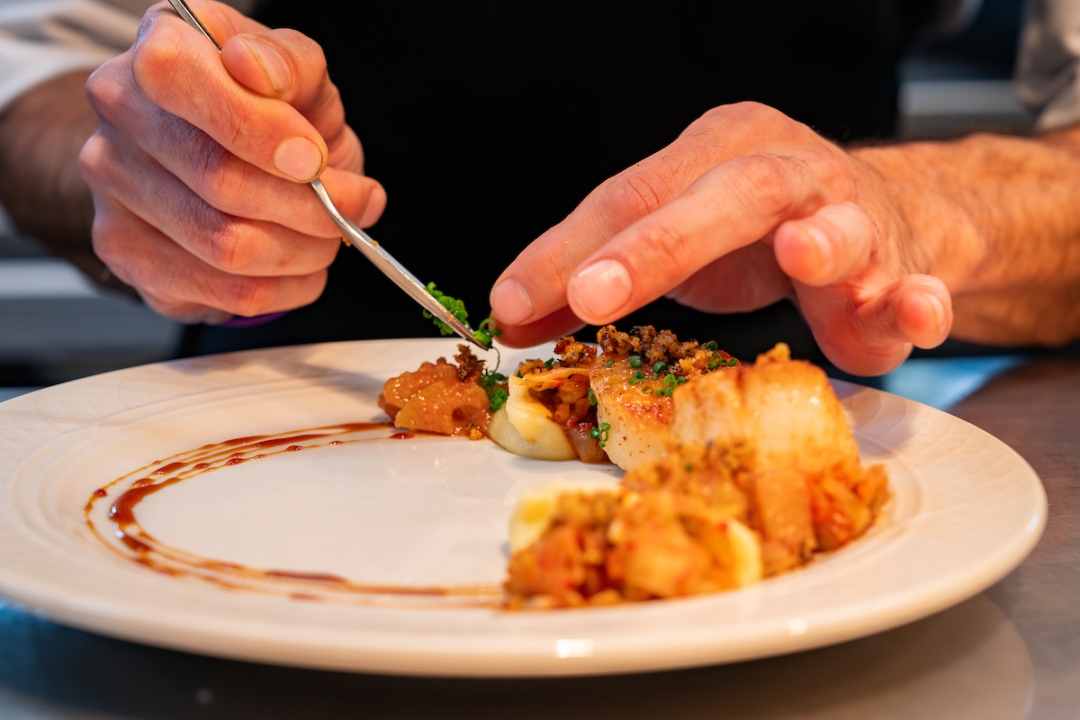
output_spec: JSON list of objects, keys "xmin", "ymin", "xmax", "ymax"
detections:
[{"xmin": 85, "ymin": 421, "xmax": 503, "ymax": 608}]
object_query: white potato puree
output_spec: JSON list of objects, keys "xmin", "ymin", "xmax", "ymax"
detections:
[{"xmin": 488, "ymin": 376, "xmax": 577, "ymax": 461}]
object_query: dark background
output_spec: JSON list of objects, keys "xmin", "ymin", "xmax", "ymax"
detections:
[{"xmin": 0, "ymin": 0, "xmax": 1034, "ymax": 393}]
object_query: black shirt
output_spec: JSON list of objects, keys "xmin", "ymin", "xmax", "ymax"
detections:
[{"xmin": 181, "ymin": 0, "xmax": 937, "ymax": 362}]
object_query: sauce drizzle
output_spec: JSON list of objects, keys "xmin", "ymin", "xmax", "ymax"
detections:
[{"xmin": 84, "ymin": 421, "xmax": 502, "ymax": 609}]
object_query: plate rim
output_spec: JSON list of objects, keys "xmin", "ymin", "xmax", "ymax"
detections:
[{"xmin": 0, "ymin": 339, "xmax": 1047, "ymax": 677}]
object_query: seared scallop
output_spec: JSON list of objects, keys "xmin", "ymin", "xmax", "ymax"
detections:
[
  {"xmin": 671, "ymin": 344, "xmax": 860, "ymax": 475},
  {"xmin": 589, "ymin": 357, "xmax": 673, "ymax": 470}
]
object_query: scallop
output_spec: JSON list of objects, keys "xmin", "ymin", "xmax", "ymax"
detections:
[
  {"xmin": 671, "ymin": 344, "xmax": 860, "ymax": 474},
  {"xmin": 589, "ymin": 357, "xmax": 673, "ymax": 470}
]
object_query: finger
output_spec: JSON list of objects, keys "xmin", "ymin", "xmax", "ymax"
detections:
[
  {"xmin": 92, "ymin": 199, "xmax": 328, "ymax": 317},
  {"xmin": 773, "ymin": 202, "xmax": 874, "ymax": 287},
  {"xmin": 490, "ymin": 102, "xmax": 820, "ymax": 328},
  {"xmin": 565, "ymin": 154, "xmax": 825, "ymax": 325},
  {"xmin": 86, "ymin": 61, "xmax": 385, "ymax": 237},
  {"xmin": 489, "ymin": 148, "xmax": 706, "ymax": 328},
  {"xmin": 665, "ymin": 241, "xmax": 792, "ymax": 314},
  {"xmin": 81, "ymin": 127, "xmax": 342, "ymax": 277},
  {"xmin": 894, "ymin": 275, "xmax": 953, "ymax": 350},
  {"xmin": 219, "ymin": 29, "xmax": 362, "ymax": 171},
  {"xmin": 132, "ymin": 2, "xmax": 328, "ymax": 183},
  {"xmin": 492, "ymin": 305, "xmax": 586, "ymax": 348},
  {"xmin": 138, "ymin": 288, "xmax": 234, "ymax": 325},
  {"xmin": 801, "ymin": 274, "xmax": 952, "ymax": 376}
]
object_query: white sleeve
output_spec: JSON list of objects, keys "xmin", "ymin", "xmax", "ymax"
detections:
[
  {"xmin": 1016, "ymin": 0, "xmax": 1080, "ymax": 131},
  {"xmin": 0, "ymin": 0, "xmax": 256, "ymax": 115},
  {"xmin": 0, "ymin": 0, "xmax": 148, "ymax": 113}
]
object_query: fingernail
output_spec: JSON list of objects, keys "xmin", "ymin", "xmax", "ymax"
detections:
[
  {"xmin": 490, "ymin": 278, "xmax": 533, "ymax": 325},
  {"xmin": 274, "ymin": 136, "xmax": 323, "ymax": 181},
  {"xmin": 805, "ymin": 226, "xmax": 832, "ymax": 277},
  {"xmin": 924, "ymin": 293, "xmax": 946, "ymax": 334},
  {"xmin": 243, "ymin": 38, "xmax": 291, "ymax": 93},
  {"xmin": 569, "ymin": 259, "xmax": 632, "ymax": 319}
]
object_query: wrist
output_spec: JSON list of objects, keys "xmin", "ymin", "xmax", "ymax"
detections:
[{"xmin": 0, "ymin": 70, "xmax": 99, "ymax": 263}]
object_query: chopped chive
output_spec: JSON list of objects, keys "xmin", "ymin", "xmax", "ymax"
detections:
[
  {"xmin": 628, "ymin": 355, "xmax": 642, "ymax": 368},
  {"xmin": 653, "ymin": 361, "xmax": 666, "ymax": 374},
  {"xmin": 588, "ymin": 389, "xmax": 597, "ymax": 406},
  {"xmin": 703, "ymin": 340, "xmax": 718, "ymax": 351},
  {"xmin": 604, "ymin": 359, "xmax": 615, "ymax": 367},
  {"xmin": 628, "ymin": 370, "xmax": 645, "ymax": 385},
  {"xmin": 598, "ymin": 422, "xmax": 611, "ymax": 448}
]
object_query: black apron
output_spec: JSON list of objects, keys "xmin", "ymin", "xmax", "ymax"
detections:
[{"xmin": 180, "ymin": 0, "xmax": 937, "ymax": 362}]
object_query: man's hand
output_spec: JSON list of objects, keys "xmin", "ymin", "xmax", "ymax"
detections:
[
  {"xmin": 81, "ymin": 0, "xmax": 385, "ymax": 323},
  {"xmin": 489, "ymin": 102, "xmax": 954, "ymax": 376}
]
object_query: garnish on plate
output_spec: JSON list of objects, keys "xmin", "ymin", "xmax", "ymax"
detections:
[
  {"xmin": 423, "ymin": 282, "xmax": 502, "ymax": 349},
  {"xmin": 504, "ymin": 342, "xmax": 890, "ymax": 609}
]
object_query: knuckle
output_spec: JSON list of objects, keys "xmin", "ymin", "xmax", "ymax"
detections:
[
  {"xmin": 739, "ymin": 154, "xmax": 800, "ymax": 216},
  {"xmin": 224, "ymin": 276, "xmax": 276, "ymax": 317},
  {"xmin": 709, "ymin": 101, "xmax": 775, "ymax": 128},
  {"xmin": 140, "ymin": 292, "xmax": 186, "ymax": 318},
  {"xmin": 89, "ymin": 218, "xmax": 121, "ymax": 263},
  {"xmin": 606, "ymin": 168, "xmax": 675, "ymax": 220},
  {"xmin": 813, "ymin": 148, "xmax": 853, "ymax": 196},
  {"xmin": 78, "ymin": 134, "xmax": 111, "ymax": 186},
  {"xmin": 83, "ymin": 63, "xmax": 120, "ymax": 116},
  {"xmin": 735, "ymin": 101, "xmax": 784, "ymax": 128},
  {"xmin": 215, "ymin": 112, "xmax": 255, "ymax": 153},
  {"xmin": 130, "ymin": 27, "xmax": 183, "ymax": 107},
  {"xmin": 85, "ymin": 60, "xmax": 143, "ymax": 129},
  {"xmin": 279, "ymin": 28, "xmax": 328, "ymax": 76},
  {"xmin": 206, "ymin": 218, "xmax": 259, "ymax": 272},
  {"xmin": 91, "ymin": 222, "xmax": 140, "ymax": 288},
  {"xmin": 637, "ymin": 220, "xmax": 693, "ymax": 269},
  {"xmin": 189, "ymin": 139, "xmax": 248, "ymax": 211}
]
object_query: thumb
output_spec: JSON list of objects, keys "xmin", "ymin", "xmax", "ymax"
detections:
[{"xmin": 221, "ymin": 29, "xmax": 357, "ymax": 170}]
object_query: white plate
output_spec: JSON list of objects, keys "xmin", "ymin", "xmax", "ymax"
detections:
[{"xmin": 0, "ymin": 339, "xmax": 1046, "ymax": 677}]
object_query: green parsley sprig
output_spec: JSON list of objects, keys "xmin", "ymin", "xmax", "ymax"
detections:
[
  {"xmin": 479, "ymin": 369, "xmax": 509, "ymax": 412},
  {"xmin": 422, "ymin": 283, "xmax": 508, "ymax": 409},
  {"xmin": 423, "ymin": 282, "xmax": 502, "ymax": 349}
]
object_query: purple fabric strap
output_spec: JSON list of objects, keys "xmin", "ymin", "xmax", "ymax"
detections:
[{"xmin": 217, "ymin": 311, "xmax": 290, "ymax": 329}]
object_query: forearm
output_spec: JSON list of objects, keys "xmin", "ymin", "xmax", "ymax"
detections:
[
  {"xmin": 0, "ymin": 70, "xmax": 134, "ymax": 296},
  {"xmin": 854, "ymin": 126, "xmax": 1080, "ymax": 346}
]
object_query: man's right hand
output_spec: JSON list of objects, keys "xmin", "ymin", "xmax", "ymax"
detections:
[{"xmin": 81, "ymin": 0, "xmax": 385, "ymax": 323}]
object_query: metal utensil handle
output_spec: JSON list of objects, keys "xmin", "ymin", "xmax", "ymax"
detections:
[
  {"xmin": 166, "ymin": 0, "xmax": 221, "ymax": 50},
  {"xmin": 165, "ymin": 0, "xmax": 486, "ymax": 349},
  {"xmin": 309, "ymin": 180, "xmax": 481, "ymax": 344}
]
